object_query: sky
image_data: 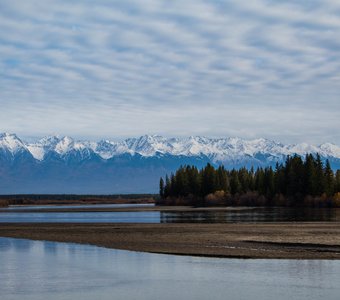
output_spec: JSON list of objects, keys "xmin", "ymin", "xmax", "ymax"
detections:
[{"xmin": 0, "ymin": 0, "xmax": 340, "ymax": 144}]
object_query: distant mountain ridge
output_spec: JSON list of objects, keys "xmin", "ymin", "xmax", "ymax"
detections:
[
  {"xmin": 1, "ymin": 132, "xmax": 340, "ymax": 194},
  {"xmin": 2, "ymin": 132, "xmax": 340, "ymax": 162}
]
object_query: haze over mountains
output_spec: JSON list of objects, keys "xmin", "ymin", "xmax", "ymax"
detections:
[{"xmin": 1, "ymin": 132, "xmax": 340, "ymax": 194}]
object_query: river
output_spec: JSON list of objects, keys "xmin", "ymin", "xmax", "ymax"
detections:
[
  {"xmin": 1, "ymin": 237, "xmax": 339, "ymax": 300},
  {"xmin": 0, "ymin": 205, "xmax": 339, "ymax": 223}
]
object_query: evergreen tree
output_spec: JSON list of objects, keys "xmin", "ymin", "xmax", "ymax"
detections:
[
  {"xmin": 216, "ymin": 165, "xmax": 228, "ymax": 192},
  {"xmin": 164, "ymin": 175, "xmax": 170, "ymax": 198},
  {"xmin": 170, "ymin": 174, "xmax": 176, "ymax": 196},
  {"xmin": 249, "ymin": 167, "xmax": 255, "ymax": 191},
  {"xmin": 230, "ymin": 169, "xmax": 241, "ymax": 195},
  {"xmin": 274, "ymin": 162, "xmax": 285, "ymax": 195},
  {"xmin": 315, "ymin": 154, "xmax": 325, "ymax": 196},
  {"xmin": 201, "ymin": 163, "xmax": 216, "ymax": 196},
  {"xmin": 336, "ymin": 170, "xmax": 340, "ymax": 193},
  {"xmin": 188, "ymin": 166, "xmax": 201, "ymax": 196},
  {"xmin": 304, "ymin": 154, "xmax": 317, "ymax": 195},
  {"xmin": 159, "ymin": 177, "xmax": 165, "ymax": 199},
  {"xmin": 175, "ymin": 166, "xmax": 188, "ymax": 196},
  {"xmin": 324, "ymin": 160, "xmax": 334, "ymax": 196},
  {"xmin": 263, "ymin": 167, "xmax": 275, "ymax": 198},
  {"xmin": 255, "ymin": 168, "xmax": 265, "ymax": 195},
  {"xmin": 238, "ymin": 167, "xmax": 251, "ymax": 193},
  {"xmin": 285, "ymin": 155, "xmax": 304, "ymax": 198}
]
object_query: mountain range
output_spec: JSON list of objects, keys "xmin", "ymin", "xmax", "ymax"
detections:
[{"xmin": 1, "ymin": 132, "xmax": 340, "ymax": 194}]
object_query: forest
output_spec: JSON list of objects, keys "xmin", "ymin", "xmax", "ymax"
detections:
[{"xmin": 158, "ymin": 154, "xmax": 340, "ymax": 207}]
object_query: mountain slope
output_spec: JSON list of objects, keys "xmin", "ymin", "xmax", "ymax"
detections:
[{"xmin": 1, "ymin": 133, "xmax": 340, "ymax": 194}]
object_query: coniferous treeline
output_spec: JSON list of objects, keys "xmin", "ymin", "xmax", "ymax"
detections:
[
  {"xmin": 0, "ymin": 194, "xmax": 156, "ymax": 207},
  {"xmin": 158, "ymin": 154, "xmax": 340, "ymax": 207}
]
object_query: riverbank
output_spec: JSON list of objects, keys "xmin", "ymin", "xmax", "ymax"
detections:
[
  {"xmin": 0, "ymin": 205, "xmax": 254, "ymax": 213},
  {"xmin": 1, "ymin": 222, "xmax": 340, "ymax": 259}
]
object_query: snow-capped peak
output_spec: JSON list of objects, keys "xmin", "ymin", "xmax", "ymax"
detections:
[
  {"xmin": 0, "ymin": 132, "xmax": 26, "ymax": 153},
  {"xmin": 54, "ymin": 136, "xmax": 74, "ymax": 154},
  {"xmin": 38, "ymin": 135, "xmax": 62, "ymax": 147},
  {"xmin": 125, "ymin": 135, "xmax": 175, "ymax": 156},
  {"xmin": 26, "ymin": 135, "xmax": 63, "ymax": 160},
  {"xmin": 27, "ymin": 135, "xmax": 78, "ymax": 160},
  {"xmin": 319, "ymin": 143, "xmax": 340, "ymax": 157},
  {"xmin": 2, "ymin": 133, "xmax": 340, "ymax": 162}
]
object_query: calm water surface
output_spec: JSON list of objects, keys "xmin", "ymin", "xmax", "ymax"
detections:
[
  {"xmin": 0, "ymin": 237, "xmax": 339, "ymax": 300},
  {"xmin": 0, "ymin": 206, "xmax": 339, "ymax": 223}
]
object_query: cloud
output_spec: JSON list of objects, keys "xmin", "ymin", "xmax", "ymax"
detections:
[{"xmin": 0, "ymin": 0, "xmax": 339, "ymax": 144}]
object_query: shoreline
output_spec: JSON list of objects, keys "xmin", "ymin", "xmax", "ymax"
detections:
[
  {"xmin": 0, "ymin": 205, "xmax": 257, "ymax": 213},
  {"xmin": 1, "ymin": 222, "xmax": 340, "ymax": 259}
]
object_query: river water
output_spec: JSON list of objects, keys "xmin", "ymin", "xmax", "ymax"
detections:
[
  {"xmin": 0, "ymin": 205, "xmax": 339, "ymax": 223},
  {"xmin": 1, "ymin": 237, "xmax": 339, "ymax": 300}
]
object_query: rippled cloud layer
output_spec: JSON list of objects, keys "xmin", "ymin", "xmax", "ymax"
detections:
[{"xmin": 1, "ymin": 0, "xmax": 340, "ymax": 143}]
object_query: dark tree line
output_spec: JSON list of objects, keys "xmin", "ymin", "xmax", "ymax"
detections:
[
  {"xmin": 159, "ymin": 154, "xmax": 340, "ymax": 207},
  {"xmin": 0, "ymin": 194, "xmax": 156, "ymax": 207}
]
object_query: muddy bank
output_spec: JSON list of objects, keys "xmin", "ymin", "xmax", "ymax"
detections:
[{"xmin": 1, "ymin": 222, "xmax": 340, "ymax": 259}]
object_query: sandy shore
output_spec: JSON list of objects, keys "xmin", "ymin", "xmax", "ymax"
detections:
[{"xmin": 1, "ymin": 222, "xmax": 340, "ymax": 259}]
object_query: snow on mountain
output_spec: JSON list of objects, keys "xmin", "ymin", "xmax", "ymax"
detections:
[
  {"xmin": 119, "ymin": 135, "xmax": 287, "ymax": 162},
  {"xmin": 27, "ymin": 135, "xmax": 62, "ymax": 160},
  {"xmin": 2, "ymin": 133, "xmax": 340, "ymax": 162},
  {"xmin": 26, "ymin": 136, "xmax": 97, "ymax": 160},
  {"xmin": 319, "ymin": 143, "xmax": 340, "ymax": 157},
  {"xmin": 93, "ymin": 140, "xmax": 133, "ymax": 159},
  {"xmin": 26, "ymin": 145, "xmax": 45, "ymax": 160},
  {"xmin": 0, "ymin": 133, "xmax": 28, "ymax": 154}
]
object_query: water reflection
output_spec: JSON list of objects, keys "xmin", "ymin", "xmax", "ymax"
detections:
[
  {"xmin": 160, "ymin": 208, "xmax": 340, "ymax": 223},
  {"xmin": 44, "ymin": 241, "xmax": 58, "ymax": 254},
  {"xmin": 0, "ymin": 211, "xmax": 161, "ymax": 223},
  {"xmin": 0, "ymin": 238, "xmax": 33, "ymax": 251},
  {"xmin": 0, "ymin": 237, "xmax": 339, "ymax": 300}
]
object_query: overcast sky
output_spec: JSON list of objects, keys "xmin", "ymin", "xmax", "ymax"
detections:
[{"xmin": 1, "ymin": 0, "xmax": 340, "ymax": 144}]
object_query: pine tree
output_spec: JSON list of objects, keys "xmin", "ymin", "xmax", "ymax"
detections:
[
  {"xmin": 238, "ymin": 167, "xmax": 250, "ymax": 193},
  {"xmin": 170, "ymin": 174, "xmax": 176, "ymax": 196},
  {"xmin": 249, "ymin": 167, "xmax": 255, "ymax": 191},
  {"xmin": 230, "ymin": 169, "xmax": 241, "ymax": 195},
  {"xmin": 201, "ymin": 163, "xmax": 216, "ymax": 196},
  {"xmin": 159, "ymin": 177, "xmax": 165, "ymax": 199},
  {"xmin": 304, "ymin": 154, "xmax": 317, "ymax": 195},
  {"xmin": 274, "ymin": 162, "xmax": 285, "ymax": 195},
  {"xmin": 216, "ymin": 165, "xmax": 228, "ymax": 192},
  {"xmin": 164, "ymin": 175, "xmax": 170, "ymax": 198},
  {"xmin": 263, "ymin": 167, "xmax": 275, "ymax": 198},
  {"xmin": 285, "ymin": 155, "xmax": 304, "ymax": 198},
  {"xmin": 324, "ymin": 160, "xmax": 334, "ymax": 196},
  {"xmin": 335, "ymin": 170, "xmax": 340, "ymax": 193},
  {"xmin": 188, "ymin": 166, "xmax": 201, "ymax": 196},
  {"xmin": 255, "ymin": 168, "xmax": 265, "ymax": 195},
  {"xmin": 315, "ymin": 154, "xmax": 325, "ymax": 196}
]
